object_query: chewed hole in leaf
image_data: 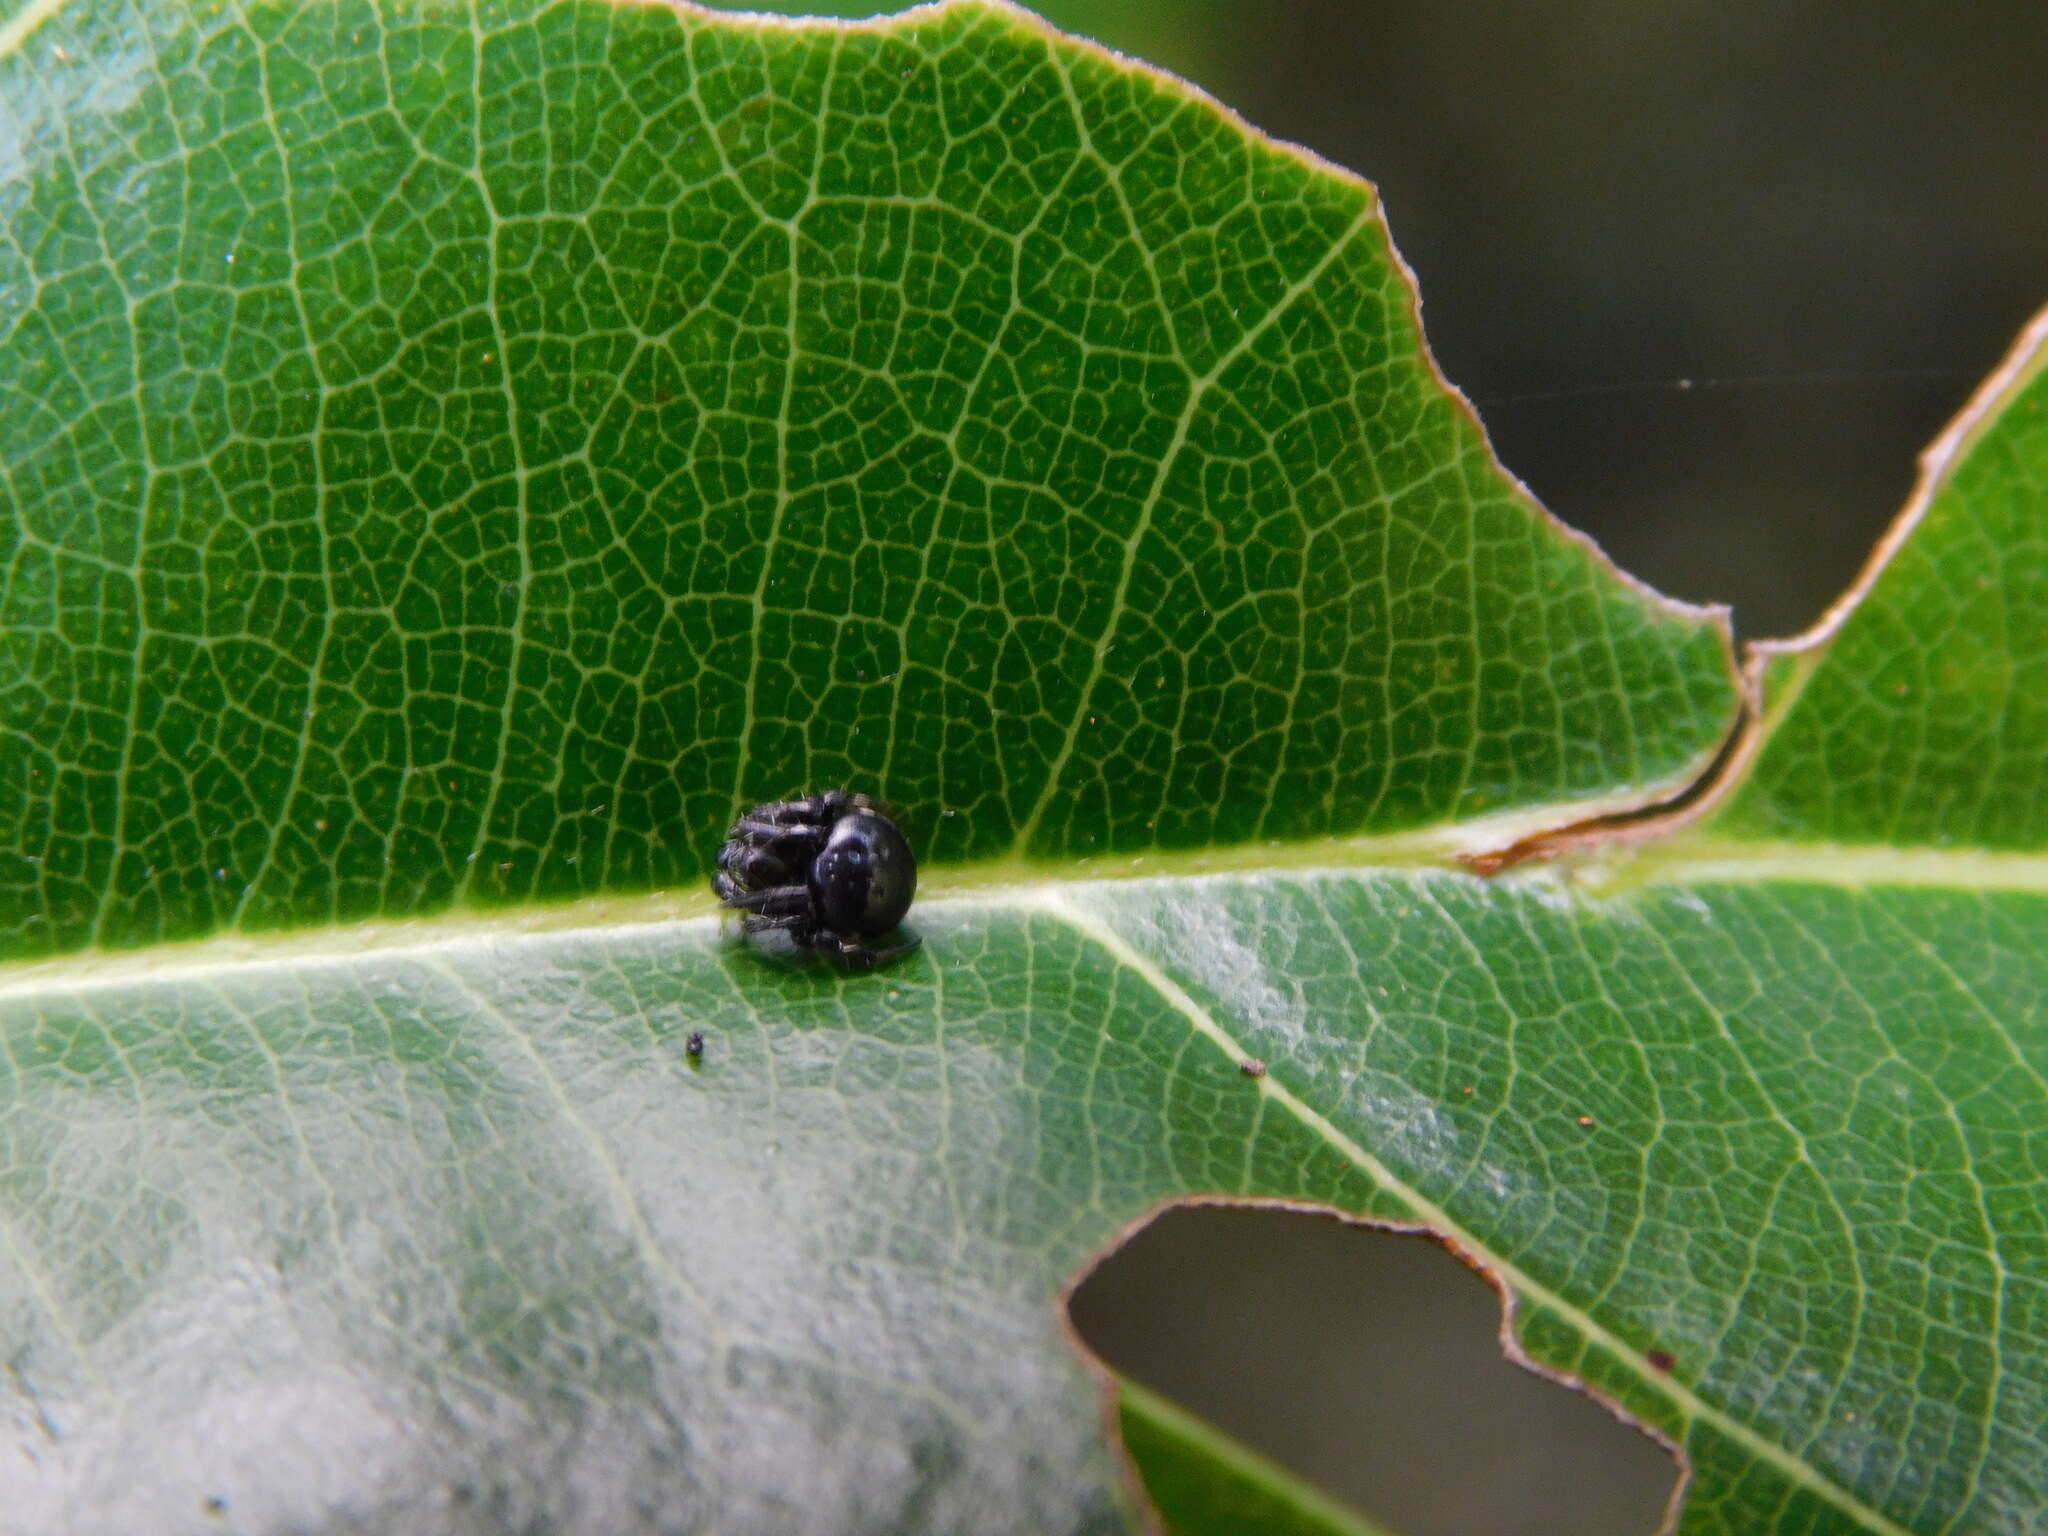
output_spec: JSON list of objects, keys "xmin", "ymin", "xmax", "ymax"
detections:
[{"xmin": 1067, "ymin": 1205, "xmax": 1679, "ymax": 1536}]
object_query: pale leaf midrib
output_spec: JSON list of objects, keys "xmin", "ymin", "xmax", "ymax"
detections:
[
  {"xmin": 3, "ymin": 835, "xmax": 2046, "ymax": 1000},
  {"xmin": 1621, "ymin": 838, "xmax": 2048, "ymax": 895},
  {"xmin": 0, "ymin": 0, "xmax": 65, "ymax": 57}
]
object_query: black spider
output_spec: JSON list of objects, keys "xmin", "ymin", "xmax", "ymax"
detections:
[{"xmin": 714, "ymin": 790, "xmax": 919, "ymax": 966}]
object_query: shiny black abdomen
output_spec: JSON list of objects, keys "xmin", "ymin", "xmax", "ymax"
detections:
[{"xmin": 809, "ymin": 810, "xmax": 917, "ymax": 936}]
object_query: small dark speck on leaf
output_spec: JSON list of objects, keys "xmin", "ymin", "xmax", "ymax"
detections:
[
  {"xmin": 686, "ymin": 1031, "xmax": 706, "ymax": 1067},
  {"xmin": 1240, "ymin": 1057, "xmax": 1266, "ymax": 1078},
  {"xmin": 203, "ymin": 1497, "xmax": 227, "ymax": 1516},
  {"xmin": 1647, "ymin": 1349, "xmax": 1676, "ymax": 1372}
]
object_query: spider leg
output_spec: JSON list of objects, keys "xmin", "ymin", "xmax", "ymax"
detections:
[
  {"xmin": 718, "ymin": 882, "xmax": 812, "ymax": 917},
  {"xmin": 738, "ymin": 792, "xmax": 852, "ymax": 828},
  {"xmin": 739, "ymin": 911, "xmax": 816, "ymax": 940},
  {"xmin": 713, "ymin": 870, "xmax": 752, "ymax": 905},
  {"xmin": 731, "ymin": 816, "xmax": 830, "ymax": 842},
  {"xmin": 826, "ymin": 930, "xmax": 921, "ymax": 968}
]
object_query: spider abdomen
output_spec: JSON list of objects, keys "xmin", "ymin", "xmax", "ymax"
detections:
[{"xmin": 811, "ymin": 810, "xmax": 917, "ymax": 937}]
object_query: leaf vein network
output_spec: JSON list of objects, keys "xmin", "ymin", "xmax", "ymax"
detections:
[
  {"xmin": 1033, "ymin": 882, "xmax": 1921, "ymax": 1536},
  {"xmin": 1004, "ymin": 64, "xmax": 1377, "ymax": 857}
]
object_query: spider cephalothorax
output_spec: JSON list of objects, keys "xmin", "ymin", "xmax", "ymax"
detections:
[{"xmin": 713, "ymin": 791, "xmax": 919, "ymax": 966}]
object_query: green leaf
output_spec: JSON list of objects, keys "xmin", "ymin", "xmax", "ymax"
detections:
[
  {"xmin": 1, "ymin": 3, "xmax": 2042, "ymax": 1535},
  {"xmin": 1114, "ymin": 1376, "xmax": 1399, "ymax": 1536},
  {"xmin": 0, "ymin": 0, "xmax": 1735, "ymax": 961},
  {"xmin": 1611, "ymin": 311, "xmax": 2048, "ymax": 1532},
  {"xmin": 1710, "ymin": 310, "xmax": 2048, "ymax": 850}
]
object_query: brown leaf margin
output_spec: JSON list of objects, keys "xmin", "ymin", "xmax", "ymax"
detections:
[
  {"xmin": 662, "ymin": 0, "xmax": 1745, "ymax": 851},
  {"xmin": 1059, "ymin": 1195, "xmax": 1690, "ymax": 1536},
  {"xmin": 1464, "ymin": 297, "xmax": 2048, "ymax": 873}
]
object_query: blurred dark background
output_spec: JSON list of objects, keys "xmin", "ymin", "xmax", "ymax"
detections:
[
  {"xmin": 709, "ymin": 2, "xmax": 2048, "ymax": 1530},
  {"xmin": 1161, "ymin": 0, "xmax": 2048, "ymax": 643},
  {"xmin": 1069, "ymin": 1209, "xmax": 1680, "ymax": 1535}
]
